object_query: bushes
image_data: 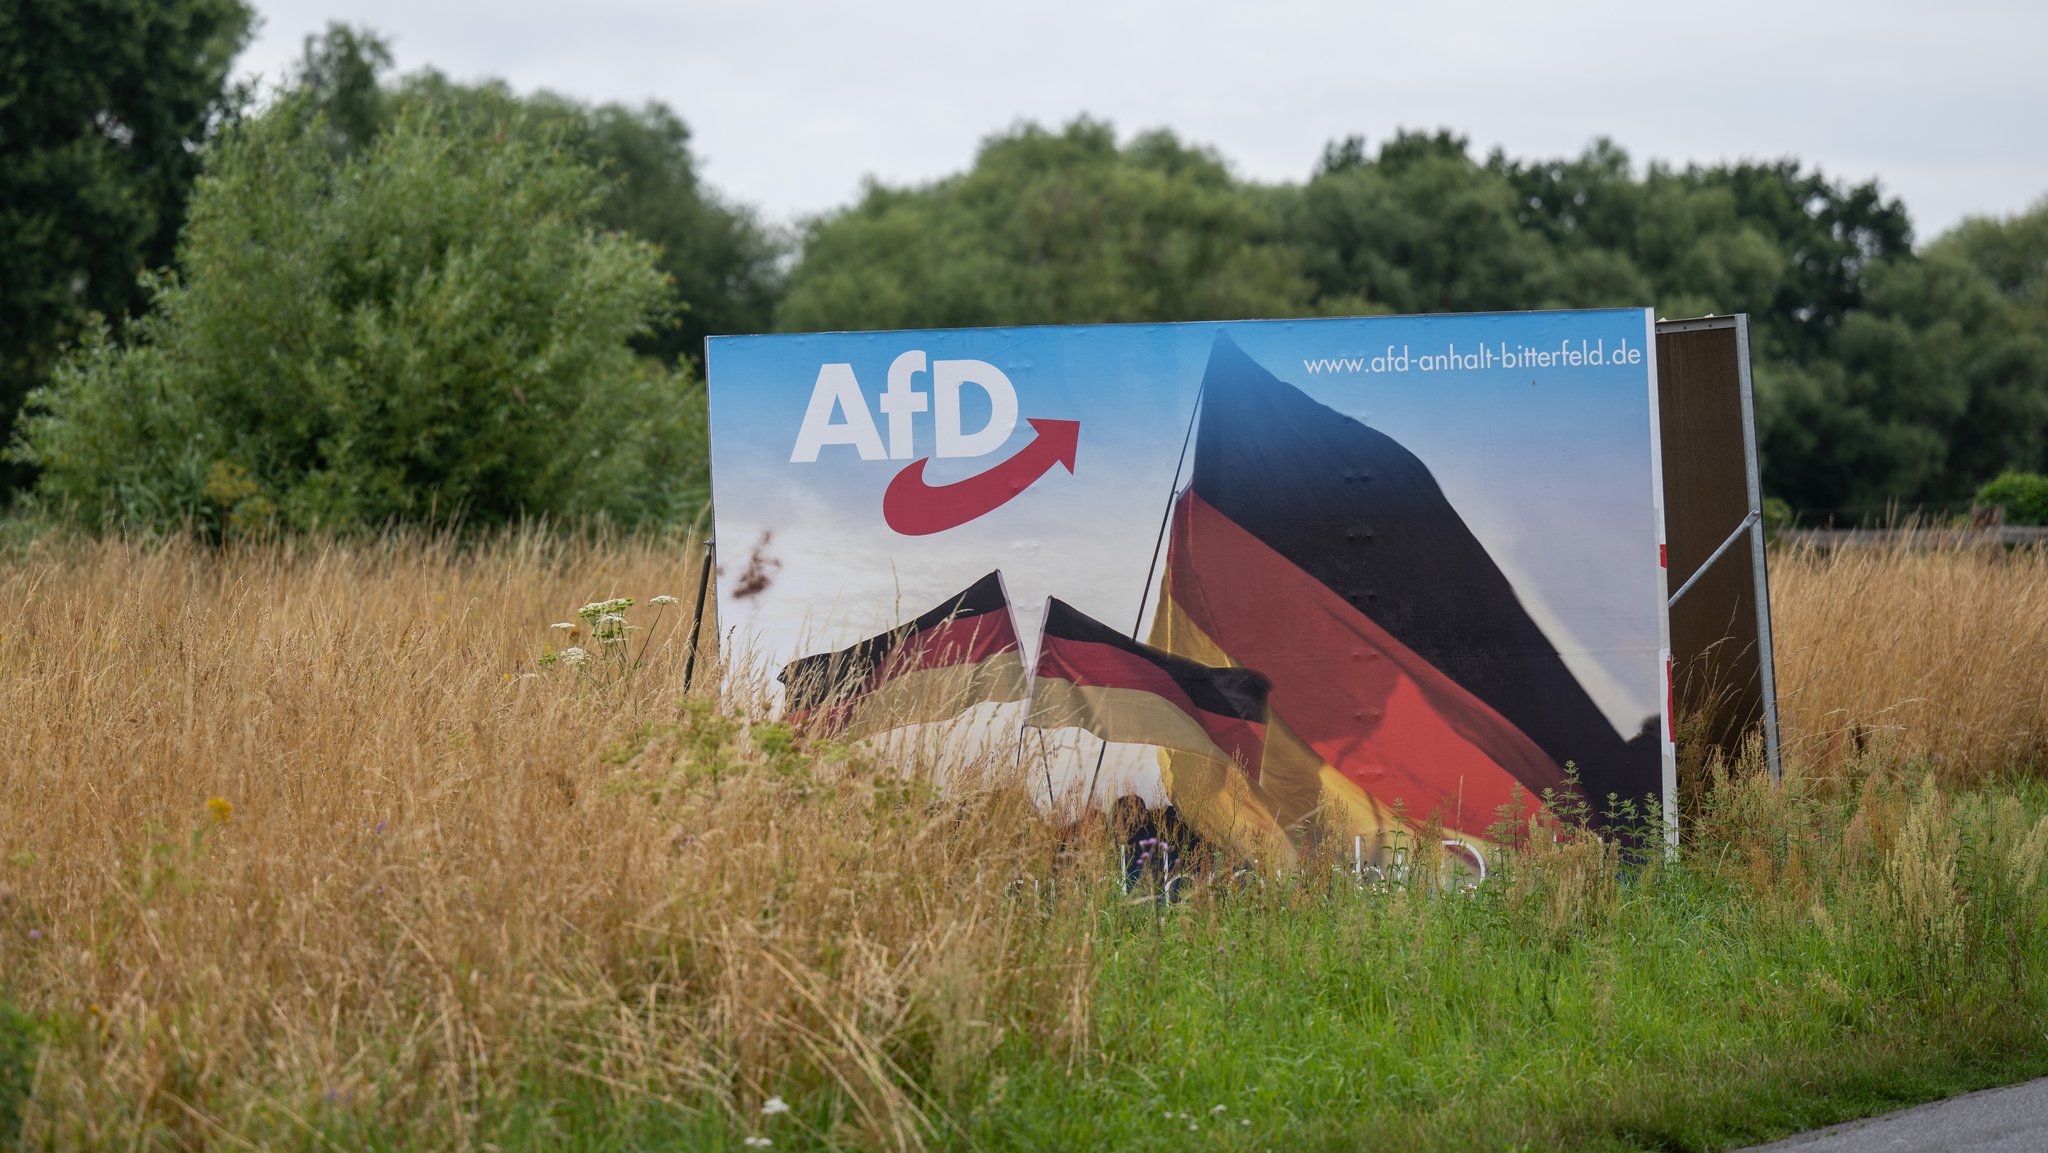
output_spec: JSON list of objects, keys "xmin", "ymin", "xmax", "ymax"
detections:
[
  {"xmin": 10, "ymin": 94, "xmax": 707, "ymax": 536},
  {"xmin": 1974, "ymin": 469, "xmax": 2048, "ymax": 525}
]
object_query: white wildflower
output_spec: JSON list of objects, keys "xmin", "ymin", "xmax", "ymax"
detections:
[
  {"xmin": 650, "ymin": 595, "xmax": 678, "ymax": 606},
  {"xmin": 549, "ymin": 622, "xmax": 576, "ymax": 631},
  {"xmin": 577, "ymin": 597, "xmax": 633, "ymax": 620},
  {"xmin": 760, "ymin": 1096, "xmax": 790, "ymax": 1116},
  {"xmin": 1211, "ymin": 1105, "xmax": 1227, "ymax": 1115},
  {"xmin": 558, "ymin": 647, "xmax": 591, "ymax": 667},
  {"xmin": 743, "ymin": 1138, "xmax": 771, "ymax": 1149}
]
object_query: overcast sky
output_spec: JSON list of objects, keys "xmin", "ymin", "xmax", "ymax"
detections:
[{"xmin": 235, "ymin": 0, "xmax": 2046, "ymax": 242}]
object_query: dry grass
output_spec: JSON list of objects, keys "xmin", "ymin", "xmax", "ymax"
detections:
[
  {"xmin": 3, "ymin": 530, "xmax": 2048, "ymax": 1150},
  {"xmin": 1771, "ymin": 534, "xmax": 2048, "ymax": 779},
  {"xmin": 0, "ymin": 532, "xmax": 1087, "ymax": 1149}
]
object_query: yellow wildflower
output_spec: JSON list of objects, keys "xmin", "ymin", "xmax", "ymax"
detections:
[{"xmin": 207, "ymin": 796, "xmax": 233, "ymax": 825}]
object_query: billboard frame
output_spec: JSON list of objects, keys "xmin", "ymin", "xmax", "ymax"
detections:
[{"xmin": 1655, "ymin": 314, "xmax": 1783, "ymax": 783}]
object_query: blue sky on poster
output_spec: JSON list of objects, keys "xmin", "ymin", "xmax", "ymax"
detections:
[
  {"xmin": 705, "ymin": 311, "xmax": 1665, "ymax": 746},
  {"xmin": 235, "ymin": 0, "xmax": 2047, "ymax": 240}
]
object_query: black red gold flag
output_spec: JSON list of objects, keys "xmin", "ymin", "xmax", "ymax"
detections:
[
  {"xmin": 1028, "ymin": 597, "xmax": 1271, "ymax": 774},
  {"xmin": 779, "ymin": 571, "xmax": 1029, "ymax": 738},
  {"xmin": 1151, "ymin": 336, "xmax": 1659, "ymax": 836}
]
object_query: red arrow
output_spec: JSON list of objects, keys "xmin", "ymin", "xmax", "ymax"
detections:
[{"xmin": 882, "ymin": 418, "xmax": 1080, "ymax": 536}]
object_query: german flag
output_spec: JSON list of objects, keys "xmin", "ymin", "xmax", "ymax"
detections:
[
  {"xmin": 779, "ymin": 572, "xmax": 1029, "ymax": 738},
  {"xmin": 1028, "ymin": 598, "xmax": 1271, "ymax": 774},
  {"xmin": 1150, "ymin": 336, "xmax": 1659, "ymax": 838}
]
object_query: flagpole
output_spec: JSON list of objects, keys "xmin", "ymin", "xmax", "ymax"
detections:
[
  {"xmin": 1014, "ymin": 591, "xmax": 1060, "ymax": 813},
  {"xmin": 1013, "ymin": 704, "xmax": 1058, "ymax": 812},
  {"xmin": 1035, "ymin": 726, "xmax": 1057, "ymax": 810},
  {"xmin": 681, "ymin": 537, "xmax": 715, "ymax": 694},
  {"xmin": 1080, "ymin": 381, "xmax": 1206, "ymax": 810}
]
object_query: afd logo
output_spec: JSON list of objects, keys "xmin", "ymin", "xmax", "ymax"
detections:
[{"xmin": 790, "ymin": 351, "xmax": 1079, "ymax": 537}]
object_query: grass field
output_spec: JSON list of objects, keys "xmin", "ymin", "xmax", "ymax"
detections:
[{"xmin": 2, "ymin": 531, "xmax": 2046, "ymax": 1150}]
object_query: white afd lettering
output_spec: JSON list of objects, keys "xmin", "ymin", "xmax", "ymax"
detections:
[
  {"xmin": 790, "ymin": 353, "xmax": 1020, "ymax": 463},
  {"xmin": 789, "ymin": 363, "xmax": 885, "ymax": 462},
  {"xmin": 880, "ymin": 350, "xmax": 928, "ymax": 460},
  {"xmin": 933, "ymin": 359, "xmax": 1017, "ymax": 459}
]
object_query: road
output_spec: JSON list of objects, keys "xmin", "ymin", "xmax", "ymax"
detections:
[{"xmin": 1736, "ymin": 1077, "xmax": 2048, "ymax": 1152}]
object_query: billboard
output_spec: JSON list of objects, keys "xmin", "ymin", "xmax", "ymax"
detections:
[{"xmin": 706, "ymin": 310, "xmax": 1672, "ymax": 858}]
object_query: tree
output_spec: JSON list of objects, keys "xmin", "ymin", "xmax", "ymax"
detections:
[
  {"xmin": 1298, "ymin": 134, "xmax": 2031, "ymax": 511},
  {"xmin": 777, "ymin": 119, "xmax": 1314, "ymax": 331},
  {"xmin": 282, "ymin": 22, "xmax": 391, "ymax": 159},
  {"xmin": 1293, "ymin": 130, "xmax": 1577, "ymax": 315},
  {"xmin": 1756, "ymin": 250, "xmax": 2048, "ymax": 509},
  {"xmin": 10, "ymin": 93, "xmax": 703, "ymax": 534},
  {"xmin": 1294, "ymin": 134, "xmax": 1796, "ymax": 321},
  {"xmin": 1933, "ymin": 196, "xmax": 2048, "ymax": 332},
  {"xmin": 1693, "ymin": 160, "xmax": 1914, "ymax": 363},
  {"xmin": 288, "ymin": 26, "xmax": 783, "ymax": 365},
  {"xmin": 1489, "ymin": 142, "xmax": 1913, "ymax": 350},
  {"xmin": 0, "ymin": 0, "xmax": 252, "ymax": 497},
  {"xmin": 568, "ymin": 97, "xmax": 784, "ymax": 363}
]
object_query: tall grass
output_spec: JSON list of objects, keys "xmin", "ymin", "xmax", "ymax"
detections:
[
  {"xmin": 0, "ymin": 532, "xmax": 1086, "ymax": 1148},
  {"xmin": 1771, "ymin": 534, "xmax": 2048, "ymax": 778},
  {"xmin": 0, "ymin": 531, "xmax": 2045, "ymax": 1150}
]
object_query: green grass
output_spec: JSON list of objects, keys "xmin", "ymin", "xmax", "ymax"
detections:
[
  {"xmin": 246, "ymin": 781, "xmax": 2048, "ymax": 1153},
  {"xmin": 0, "ymin": 1003, "xmax": 38, "ymax": 1148},
  {"xmin": 973, "ymin": 872, "xmax": 2046, "ymax": 1151}
]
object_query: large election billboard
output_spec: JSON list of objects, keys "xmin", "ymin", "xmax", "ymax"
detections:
[{"xmin": 706, "ymin": 310, "xmax": 1673, "ymax": 859}]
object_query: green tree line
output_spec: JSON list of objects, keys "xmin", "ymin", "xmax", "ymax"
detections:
[{"xmin": 6, "ymin": 8, "xmax": 2046, "ymax": 532}]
